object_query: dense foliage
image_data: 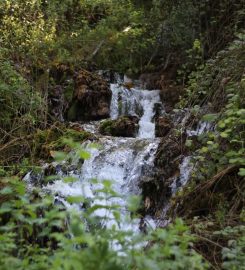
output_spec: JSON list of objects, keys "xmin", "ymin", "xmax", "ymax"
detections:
[
  {"xmin": 0, "ymin": 0, "xmax": 244, "ymax": 269},
  {"xmin": 172, "ymin": 33, "xmax": 245, "ymax": 269},
  {"xmin": 0, "ymin": 149, "xmax": 208, "ymax": 270},
  {"xmin": 0, "ymin": 0, "xmax": 158, "ymax": 73}
]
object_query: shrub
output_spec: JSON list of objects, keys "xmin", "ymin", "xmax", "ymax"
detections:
[{"xmin": 0, "ymin": 145, "xmax": 208, "ymax": 270}]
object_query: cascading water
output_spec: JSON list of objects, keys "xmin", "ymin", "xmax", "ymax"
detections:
[
  {"xmin": 110, "ymin": 84, "xmax": 161, "ymax": 138},
  {"xmin": 24, "ymin": 75, "xmax": 202, "ymax": 231},
  {"xmin": 28, "ymin": 78, "xmax": 163, "ymax": 230},
  {"xmin": 170, "ymin": 156, "xmax": 193, "ymax": 194}
]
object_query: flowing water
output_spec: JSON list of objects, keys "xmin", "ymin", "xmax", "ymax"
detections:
[
  {"xmin": 25, "ymin": 76, "xmax": 204, "ymax": 231},
  {"xmin": 26, "ymin": 80, "xmax": 163, "ymax": 230}
]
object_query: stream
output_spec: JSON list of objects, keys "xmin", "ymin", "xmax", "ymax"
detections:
[
  {"xmin": 26, "ymin": 78, "xmax": 164, "ymax": 230},
  {"xmin": 25, "ymin": 76, "xmax": 212, "ymax": 230}
]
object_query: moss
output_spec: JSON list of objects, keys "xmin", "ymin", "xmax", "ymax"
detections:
[
  {"xmin": 99, "ymin": 116, "xmax": 139, "ymax": 137},
  {"xmin": 99, "ymin": 119, "xmax": 114, "ymax": 135},
  {"xmin": 64, "ymin": 81, "xmax": 75, "ymax": 104},
  {"xmin": 32, "ymin": 124, "xmax": 91, "ymax": 160},
  {"xmin": 67, "ymin": 102, "xmax": 78, "ymax": 121}
]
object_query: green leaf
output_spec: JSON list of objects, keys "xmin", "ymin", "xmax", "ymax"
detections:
[
  {"xmin": 202, "ymin": 114, "xmax": 218, "ymax": 122},
  {"xmin": 185, "ymin": 140, "xmax": 193, "ymax": 147},
  {"xmin": 13, "ymin": 182, "xmax": 25, "ymax": 195},
  {"xmin": 220, "ymin": 132, "xmax": 229, "ymax": 138},
  {"xmin": 200, "ymin": 146, "xmax": 208, "ymax": 153},
  {"xmin": 127, "ymin": 195, "xmax": 141, "ymax": 213},
  {"xmin": 63, "ymin": 176, "xmax": 78, "ymax": 183},
  {"xmin": 103, "ymin": 179, "xmax": 112, "ymax": 189},
  {"xmin": 67, "ymin": 196, "xmax": 85, "ymax": 204},
  {"xmin": 238, "ymin": 168, "xmax": 245, "ymax": 176},
  {"xmin": 0, "ymin": 187, "xmax": 13, "ymax": 195},
  {"xmin": 89, "ymin": 143, "xmax": 101, "ymax": 149},
  {"xmin": 218, "ymin": 121, "xmax": 226, "ymax": 128},
  {"xmin": 79, "ymin": 150, "xmax": 91, "ymax": 160},
  {"xmin": 52, "ymin": 151, "xmax": 67, "ymax": 161}
]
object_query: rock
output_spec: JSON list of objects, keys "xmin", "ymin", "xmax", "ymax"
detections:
[
  {"xmin": 123, "ymin": 82, "xmax": 134, "ymax": 89},
  {"xmin": 48, "ymin": 85, "xmax": 67, "ymax": 122},
  {"xmin": 67, "ymin": 69, "xmax": 112, "ymax": 121},
  {"xmin": 97, "ymin": 70, "xmax": 124, "ymax": 83},
  {"xmin": 155, "ymin": 116, "xmax": 173, "ymax": 137},
  {"xmin": 99, "ymin": 116, "xmax": 139, "ymax": 137},
  {"xmin": 139, "ymin": 72, "xmax": 184, "ymax": 112},
  {"xmin": 140, "ymin": 131, "xmax": 187, "ymax": 216},
  {"xmin": 139, "ymin": 73, "xmax": 160, "ymax": 89}
]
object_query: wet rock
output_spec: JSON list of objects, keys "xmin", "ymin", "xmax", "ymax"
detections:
[
  {"xmin": 139, "ymin": 73, "xmax": 160, "ymax": 90},
  {"xmin": 67, "ymin": 69, "xmax": 112, "ymax": 121},
  {"xmin": 99, "ymin": 116, "xmax": 139, "ymax": 137},
  {"xmin": 140, "ymin": 131, "xmax": 187, "ymax": 216},
  {"xmin": 48, "ymin": 85, "xmax": 67, "ymax": 122},
  {"xmin": 139, "ymin": 72, "xmax": 184, "ymax": 112},
  {"xmin": 97, "ymin": 70, "xmax": 124, "ymax": 83},
  {"xmin": 123, "ymin": 81, "xmax": 134, "ymax": 89},
  {"xmin": 154, "ymin": 102, "xmax": 164, "ymax": 119},
  {"xmin": 155, "ymin": 116, "xmax": 173, "ymax": 137}
]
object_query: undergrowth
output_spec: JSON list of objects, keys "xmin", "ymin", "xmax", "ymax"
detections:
[
  {"xmin": 171, "ymin": 33, "xmax": 245, "ymax": 269},
  {"xmin": 0, "ymin": 144, "xmax": 208, "ymax": 270}
]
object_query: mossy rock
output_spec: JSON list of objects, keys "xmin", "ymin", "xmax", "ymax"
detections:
[
  {"xmin": 99, "ymin": 119, "xmax": 114, "ymax": 134},
  {"xmin": 99, "ymin": 116, "xmax": 139, "ymax": 137},
  {"xmin": 66, "ymin": 69, "xmax": 112, "ymax": 121},
  {"xmin": 32, "ymin": 123, "xmax": 92, "ymax": 160}
]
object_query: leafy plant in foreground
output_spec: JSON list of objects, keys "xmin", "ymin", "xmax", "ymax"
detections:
[{"xmin": 0, "ymin": 142, "xmax": 208, "ymax": 270}]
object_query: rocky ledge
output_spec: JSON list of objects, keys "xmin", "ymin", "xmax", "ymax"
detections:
[
  {"xmin": 67, "ymin": 69, "xmax": 112, "ymax": 121},
  {"xmin": 99, "ymin": 116, "xmax": 139, "ymax": 137}
]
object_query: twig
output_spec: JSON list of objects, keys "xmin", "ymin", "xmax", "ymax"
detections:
[
  {"xmin": 0, "ymin": 135, "xmax": 33, "ymax": 153},
  {"xmin": 194, "ymin": 234, "xmax": 224, "ymax": 249}
]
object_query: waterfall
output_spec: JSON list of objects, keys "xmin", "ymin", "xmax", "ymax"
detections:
[
  {"xmin": 24, "ymin": 76, "xmax": 199, "ymax": 230},
  {"xmin": 110, "ymin": 83, "xmax": 160, "ymax": 139},
  {"xmin": 171, "ymin": 156, "xmax": 193, "ymax": 194},
  {"xmin": 137, "ymin": 90, "xmax": 160, "ymax": 139},
  {"xmin": 26, "ymin": 79, "xmax": 162, "ymax": 230}
]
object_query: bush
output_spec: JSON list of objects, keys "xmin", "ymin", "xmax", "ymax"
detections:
[
  {"xmin": 171, "ymin": 33, "xmax": 245, "ymax": 269},
  {"xmin": 0, "ymin": 145, "xmax": 208, "ymax": 270},
  {"xmin": 0, "ymin": 58, "xmax": 44, "ymax": 131}
]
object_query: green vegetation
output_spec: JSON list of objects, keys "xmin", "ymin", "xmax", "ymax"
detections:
[
  {"xmin": 99, "ymin": 116, "xmax": 139, "ymax": 137},
  {"xmin": 0, "ymin": 0, "xmax": 244, "ymax": 269},
  {"xmin": 99, "ymin": 119, "xmax": 114, "ymax": 134},
  {"xmin": 0, "ymin": 0, "xmax": 158, "ymax": 74},
  {"xmin": 180, "ymin": 33, "xmax": 245, "ymax": 180},
  {"xmin": 171, "ymin": 33, "xmax": 245, "ymax": 268},
  {"xmin": 0, "ymin": 150, "xmax": 208, "ymax": 270},
  {"xmin": 32, "ymin": 125, "xmax": 92, "ymax": 159}
]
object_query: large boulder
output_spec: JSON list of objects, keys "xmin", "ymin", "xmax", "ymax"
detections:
[
  {"xmin": 99, "ymin": 116, "xmax": 139, "ymax": 137},
  {"xmin": 67, "ymin": 70, "xmax": 112, "ymax": 121}
]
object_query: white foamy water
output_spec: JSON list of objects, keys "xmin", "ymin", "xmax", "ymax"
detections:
[
  {"xmin": 137, "ymin": 90, "xmax": 160, "ymax": 138},
  {"xmin": 171, "ymin": 156, "xmax": 193, "ymax": 194},
  {"xmin": 44, "ymin": 137, "xmax": 160, "ymax": 229},
  {"xmin": 24, "ymin": 76, "xmax": 201, "ymax": 234},
  {"xmin": 32, "ymin": 80, "xmax": 162, "ymax": 230},
  {"xmin": 110, "ymin": 84, "xmax": 161, "ymax": 139},
  {"xmin": 186, "ymin": 122, "xmax": 212, "ymax": 137}
]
